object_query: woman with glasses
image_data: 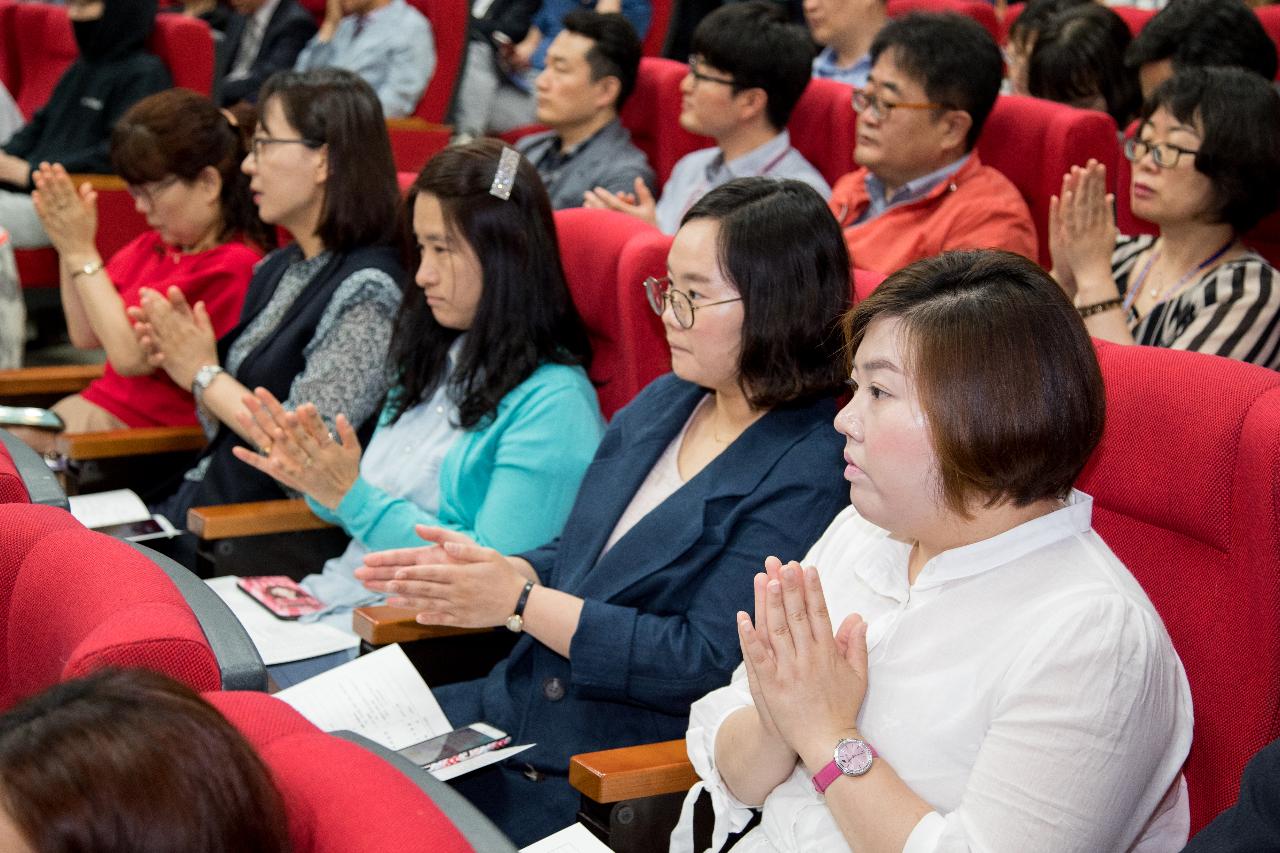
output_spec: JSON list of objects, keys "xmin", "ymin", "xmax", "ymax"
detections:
[
  {"xmin": 220, "ymin": 141, "xmax": 602, "ymax": 683},
  {"xmin": 1049, "ymin": 67, "xmax": 1280, "ymax": 367},
  {"xmin": 10, "ymin": 89, "xmax": 268, "ymax": 454},
  {"xmin": 129, "ymin": 68, "xmax": 403, "ymax": 564},
  {"xmin": 355, "ymin": 177, "xmax": 851, "ymax": 845}
]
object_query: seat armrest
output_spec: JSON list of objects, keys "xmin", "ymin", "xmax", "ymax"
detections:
[
  {"xmin": 186, "ymin": 498, "xmax": 335, "ymax": 540},
  {"xmin": 385, "ymin": 117, "xmax": 449, "ymax": 132},
  {"xmin": 69, "ymin": 174, "xmax": 127, "ymax": 191},
  {"xmin": 352, "ymin": 605, "xmax": 495, "ymax": 645},
  {"xmin": 54, "ymin": 425, "xmax": 207, "ymax": 460},
  {"xmin": 570, "ymin": 739, "xmax": 699, "ymax": 803},
  {"xmin": 0, "ymin": 364, "xmax": 105, "ymax": 398}
]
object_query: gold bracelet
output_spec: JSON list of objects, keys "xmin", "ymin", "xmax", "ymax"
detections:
[
  {"xmin": 70, "ymin": 259, "xmax": 104, "ymax": 281},
  {"xmin": 1077, "ymin": 297, "xmax": 1123, "ymax": 318}
]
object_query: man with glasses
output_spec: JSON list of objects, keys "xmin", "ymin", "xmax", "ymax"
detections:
[
  {"xmin": 584, "ymin": 1, "xmax": 828, "ymax": 234},
  {"xmin": 828, "ymin": 13, "xmax": 1036, "ymax": 274}
]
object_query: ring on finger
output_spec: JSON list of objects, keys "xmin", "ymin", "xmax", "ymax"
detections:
[{"xmin": 260, "ymin": 443, "xmax": 272, "ymax": 456}]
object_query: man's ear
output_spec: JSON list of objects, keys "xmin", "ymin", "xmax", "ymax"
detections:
[
  {"xmin": 937, "ymin": 109, "xmax": 973, "ymax": 153},
  {"xmin": 733, "ymin": 86, "xmax": 769, "ymax": 126},
  {"xmin": 593, "ymin": 75, "xmax": 622, "ymax": 113}
]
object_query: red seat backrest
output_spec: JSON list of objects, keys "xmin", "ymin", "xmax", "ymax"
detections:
[
  {"xmin": 0, "ymin": 504, "xmax": 221, "ymax": 709},
  {"xmin": 1079, "ymin": 341, "xmax": 1280, "ymax": 833},
  {"xmin": 642, "ymin": 0, "xmax": 671, "ymax": 56},
  {"xmin": 620, "ymin": 57, "xmax": 708, "ymax": 186},
  {"xmin": 0, "ymin": 440, "xmax": 28, "ymax": 504},
  {"xmin": 1109, "ymin": 5, "xmax": 1158, "ymax": 37},
  {"xmin": 787, "ymin": 77, "xmax": 857, "ymax": 187},
  {"xmin": 0, "ymin": 0, "xmax": 16, "ymax": 93},
  {"xmin": 616, "ymin": 224, "xmax": 672, "ymax": 399},
  {"xmin": 886, "ymin": 0, "xmax": 1000, "ymax": 42},
  {"xmin": 208, "ymin": 691, "xmax": 477, "ymax": 853},
  {"xmin": 9, "ymin": 2, "xmax": 77, "ymax": 120},
  {"xmin": 148, "ymin": 13, "xmax": 215, "ymax": 95},
  {"xmin": 1256, "ymin": 6, "xmax": 1280, "ymax": 77},
  {"xmin": 852, "ymin": 267, "xmax": 885, "ymax": 302},
  {"xmin": 977, "ymin": 94, "xmax": 1119, "ymax": 267},
  {"xmin": 410, "ymin": 0, "xmax": 466, "ymax": 123}
]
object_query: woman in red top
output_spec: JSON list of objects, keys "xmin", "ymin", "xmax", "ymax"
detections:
[{"xmin": 12, "ymin": 89, "xmax": 269, "ymax": 453}]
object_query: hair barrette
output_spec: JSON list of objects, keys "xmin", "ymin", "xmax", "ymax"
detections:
[{"xmin": 489, "ymin": 146, "xmax": 520, "ymax": 201}]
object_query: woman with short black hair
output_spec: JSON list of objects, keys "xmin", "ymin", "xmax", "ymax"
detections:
[
  {"xmin": 1027, "ymin": 4, "xmax": 1139, "ymax": 127},
  {"xmin": 1050, "ymin": 67, "xmax": 1280, "ymax": 368}
]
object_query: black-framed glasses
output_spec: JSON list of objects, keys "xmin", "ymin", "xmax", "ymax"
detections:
[
  {"xmin": 686, "ymin": 54, "xmax": 736, "ymax": 88},
  {"xmin": 125, "ymin": 175, "xmax": 180, "ymax": 206},
  {"xmin": 1124, "ymin": 137, "xmax": 1198, "ymax": 169},
  {"xmin": 643, "ymin": 276, "xmax": 742, "ymax": 329},
  {"xmin": 850, "ymin": 87, "xmax": 944, "ymax": 120},
  {"xmin": 250, "ymin": 135, "xmax": 322, "ymax": 161}
]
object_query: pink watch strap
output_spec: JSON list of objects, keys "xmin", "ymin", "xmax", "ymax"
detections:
[{"xmin": 811, "ymin": 760, "xmax": 845, "ymax": 794}]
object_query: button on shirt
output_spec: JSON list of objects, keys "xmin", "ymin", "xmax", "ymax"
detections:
[
  {"xmin": 812, "ymin": 46, "xmax": 871, "ymax": 88},
  {"xmin": 674, "ymin": 491, "xmax": 1193, "ymax": 853},
  {"xmin": 856, "ymin": 153, "xmax": 969, "ymax": 225},
  {"xmin": 654, "ymin": 131, "xmax": 831, "ymax": 234}
]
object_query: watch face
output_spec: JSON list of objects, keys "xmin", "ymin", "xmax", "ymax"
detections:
[{"xmin": 834, "ymin": 739, "xmax": 873, "ymax": 776}]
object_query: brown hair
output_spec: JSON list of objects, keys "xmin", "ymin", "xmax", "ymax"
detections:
[
  {"xmin": 111, "ymin": 88, "xmax": 273, "ymax": 250},
  {"xmin": 0, "ymin": 668, "xmax": 291, "ymax": 853},
  {"xmin": 844, "ymin": 250, "xmax": 1105, "ymax": 515}
]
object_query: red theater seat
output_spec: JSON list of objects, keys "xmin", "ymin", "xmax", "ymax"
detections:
[
  {"xmin": 886, "ymin": 0, "xmax": 1000, "ymax": 42},
  {"xmin": 0, "ymin": 428, "xmax": 65, "ymax": 507},
  {"xmin": 621, "ymin": 57, "xmax": 708, "ymax": 186},
  {"xmin": 786, "ymin": 77, "xmax": 858, "ymax": 187}
]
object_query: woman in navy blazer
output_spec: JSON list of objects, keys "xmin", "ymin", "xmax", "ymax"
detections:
[{"xmin": 357, "ymin": 178, "xmax": 853, "ymax": 845}]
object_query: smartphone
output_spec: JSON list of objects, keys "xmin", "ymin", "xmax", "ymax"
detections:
[
  {"xmin": 95, "ymin": 515, "xmax": 177, "ymax": 543},
  {"xmin": 398, "ymin": 723, "xmax": 510, "ymax": 771},
  {"xmin": 0, "ymin": 405, "xmax": 64, "ymax": 431},
  {"xmin": 236, "ymin": 576, "xmax": 326, "ymax": 620}
]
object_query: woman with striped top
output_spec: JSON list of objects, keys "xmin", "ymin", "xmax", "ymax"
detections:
[{"xmin": 1048, "ymin": 67, "xmax": 1280, "ymax": 368}]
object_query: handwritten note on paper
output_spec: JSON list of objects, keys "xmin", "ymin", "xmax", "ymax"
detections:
[
  {"xmin": 275, "ymin": 644, "xmax": 452, "ymax": 749},
  {"xmin": 519, "ymin": 823, "xmax": 613, "ymax": 853},
  {"xmin": 205, "ymin": 576, "xmax": 359, "ymax": 666}
]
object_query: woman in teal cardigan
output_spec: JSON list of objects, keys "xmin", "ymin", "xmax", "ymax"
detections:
[{"xmin": 232, "ymin": 140, "xmax": 603, "ymax": 638}]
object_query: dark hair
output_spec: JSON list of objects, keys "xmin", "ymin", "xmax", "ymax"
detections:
[
  {"xmin": 561, "ymin": 10, "xmax": 643, "ymax": 112},
  {"xmin": 111, "ymin": 88, "xmax": 273, "ymax": 250},
  {"xmin": 1006, "ymin": 0, "xmax": 1091, "ymax": 49},
  {"xmin": 843, "ymin": 250, "xmax": 1105, "ymax": 515},
  {"xmin": 1140, "ymin": 67, "xmax": 1280, "ymax": 234},
  {"xmin": 691, "ymin": 1, "xmax": 815, "ymax": 130},
  {"xmin": 1028, "ymin": 5, "xmax": 1139, "ymax": 126},
  {"xmin": 681, "ymin": 178, "xmax": 849, "ymax": 409},
  {"xmin": 870, "ymin": 13, "xmax": 1003, "ymax": 150},
  {"xmin": 0, "ymin": 668, "xmax": 290, "ymax": 853},
  {"xmin": 257, "ymin": 68, "xmax": 399, "ymax": 252},
  {"xmin": 1125, "ymin": 0, "xmax": 1278, "ymax": 81},
  {"xmin": 389, "ymin": 140, "xmax": 592, "ymax": 429}
]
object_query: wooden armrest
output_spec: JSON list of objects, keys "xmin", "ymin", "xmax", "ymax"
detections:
[
  {"xmin": 0, "ymin": 364, "xmax": 105, "ymax": 397},
  {"xmin": 385, "ymin": 117, "xmax": 450, "ymax": 132},
  {"xmin": 570, "ymin": 739, "xmax": 699, "ymax": 803},
  {"xmin": 67, "ymin": 174, "xmax": 126, "ymax": 191},
  {"xmin": 54, "ymin": 425, "xmax": 206, "ymax": 460},
  {"xmin": 186, "ymin": 498, "xmax": 336, "ymax": 539},
  {"xmin": 352, "ymin": 605, "xmax": 495, "ymax": 645}
]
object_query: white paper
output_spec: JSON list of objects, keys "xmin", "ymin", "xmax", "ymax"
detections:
[
  {"xmin": 274, "ymin": 644, "xmax": 451, "ymax": 749},
  {"xmin": 205, "ymin": 576, "xmax": 360, "ymax": 665},
  {"xmin": 519, "ymin": 823, "xmax": 613, "ymax": 853},
  {"xmin": 68, "ymin": 488, "xmax": 150, "ymax": 529},
  {"xmin": 428, "ymin": 743, "xmax": 535, "ymax": 781}
]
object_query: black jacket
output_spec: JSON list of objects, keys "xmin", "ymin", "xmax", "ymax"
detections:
[{"xmin": 219, "ymin": 0, "xmax": 316, "ymax": 106}]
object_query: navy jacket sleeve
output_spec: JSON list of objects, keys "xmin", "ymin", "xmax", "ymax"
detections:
[{"xmin": 1181, "ymin": 737, "xmax": 1280, "ymax": 852}]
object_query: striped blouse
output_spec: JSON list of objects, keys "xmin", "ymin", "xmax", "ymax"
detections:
[{"xmin": 1112, "ymin": 234, "xmax": 1280, "ymax": 369}]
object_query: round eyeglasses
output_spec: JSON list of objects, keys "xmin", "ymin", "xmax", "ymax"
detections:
[
  {"xmin": 686, "ymin": 54, "xmax": 736, "ymax": 88},
  {"xmin": 643, "ymin": 276, "xmax": 742, "ymax": 329},
  {"xmin": 1123, "ymin": 137, "xmax": 1198, "ymax": 169}
]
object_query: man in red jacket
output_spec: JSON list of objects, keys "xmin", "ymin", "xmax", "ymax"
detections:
[{"xmin": 828, "ymin": 12, "xmax": 1037, "ymax": 275}]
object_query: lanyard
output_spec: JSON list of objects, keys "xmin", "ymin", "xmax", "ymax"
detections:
[
  {"xmin": 1122, "ymin": 237, "xmax": 1236, "ymax": 314},
  {"xmin": 678, "ymin": 147, "xmax": 791, "ymax": 223}
]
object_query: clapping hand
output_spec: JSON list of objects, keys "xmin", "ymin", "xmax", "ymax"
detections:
[
  {"xmin": 31, "ymin": 163, "xmax": 97, "ymax": 259},
  {"xmin": 583, "ymin": 177, "xmax": 658, "ymax": 227},
  {"xmin": 126, "ymin": 286, "xmax": 218, "ymax": 389},
  {"xmin": 1048, "ymin": 159, "xmax": 1117, "ymax": 302}
]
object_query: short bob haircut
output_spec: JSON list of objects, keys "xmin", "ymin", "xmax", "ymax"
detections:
[
  {"xmin": 111, "ymin": 88, "xmax": 272, "ymax": 250},
  {"xmin": 681, "ymin": 177, "xmax": 849, "ymax": 409},
  {"xmin": 1028, "ymin": 4, "xmax": 1139, "ymax": 127},
  {"xmin": 0, "ymin": 668, "xmax": 289, "ymax": 853},
  {"xmin": 390, "ymin": 139, "xmax": 592, "ymax": 430},
  {"xmin": 257, "ymin": 68, "xmax": 400, "ymax": 252},
  {"xmin": 561, "ymin": 10, "xmax": 643, "ymax": 113},
  {"xmin": 691, "ymin": 1, "xmax": 815, "ymax": 131},
  {"xmin": 844, "ymin": 250, "xmax": 1105, "ymax": 515},
  {"xmin": 870, "ymin": 13, "xmax": 1004, "ymax": 151},
  {"xmin": 1006, "ymin": 0, "xmax": 1091, "ymax": 53},
  {"xmin": 1139, "ymin": 67, "xmax": 1280, "ymax": 234}
]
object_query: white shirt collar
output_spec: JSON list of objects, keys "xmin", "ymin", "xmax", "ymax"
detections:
[{"xmin": 253, "ymin": 0, "xmax": 283, "ymax": 30}]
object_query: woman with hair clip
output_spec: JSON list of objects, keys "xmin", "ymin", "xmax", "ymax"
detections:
[
  {"xmin": 356, "ymin": 177, "xmax": 852, "ymax": 845},
  {"xmin": 129, "ymin": 68, "xmax": 403, "ymax": 564},
  {"xmin": 227, "ymin": 141, "xmax": 603, "ymax": 678},
  {"xmin": 9, "ymin": 88, "xmax": 267, "ymax": 454}
]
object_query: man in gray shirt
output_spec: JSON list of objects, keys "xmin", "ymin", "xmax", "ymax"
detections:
[
  {"xmin": 584, "ymin": 2, "xmax": 828, "ymax": 234},
  {"xmin": 516, "ymin": 11, "xmax": 654, "ymax": 210}
]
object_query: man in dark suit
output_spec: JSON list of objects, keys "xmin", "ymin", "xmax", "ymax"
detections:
[{"xmin": 220, "ymin": 0, "xmax": 317, "ymax": 105}]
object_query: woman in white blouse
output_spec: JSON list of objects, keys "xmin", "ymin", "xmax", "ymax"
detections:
[{"xmin": 674, "ymin": 250, "xmax": 1194, "ymax": 853}]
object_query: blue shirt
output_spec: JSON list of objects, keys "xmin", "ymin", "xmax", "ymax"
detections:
[
  {"xmin": 654, "ymin": 130, "xmax": 831, "ymax": 234},
  {"xmin": 530, "ymin": 0, "xmax": 652, "ymax": 71},
  {"xmin": 812, "ymin": 46, "xmax": 871, "ymax": 88},
  {"xmin": 294, "ymin": 0, "xmax": 436, "ymax": 118},
  {"xmin": 855, "ymin": 153, "xmax": 970, "ymax": 225}
]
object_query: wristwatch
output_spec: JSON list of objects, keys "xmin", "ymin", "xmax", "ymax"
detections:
[
  {"xmin": 811, "ymin": 737, "xmax": 876, "ymax": 794},
  {"xmin": 191, "ymin": 364, "xmax": 225, "ymax": 398},
  {"xmin": 505, "ymin": 580, "xmax": 535, "ymax": 632},
  {"xmin": 70, "ymin": 259, "xmax": 104, "ymax": 281}
]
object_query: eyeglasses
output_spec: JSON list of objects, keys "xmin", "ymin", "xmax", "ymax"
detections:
[
  {"xmin": 850, "ymin": 87, "xmax": 945, "ymax": 120},
  {"xmin": 1124, "ymin": 137, "xmax": 1198, "ymax": 169},
  {"xmin": 686, "ymin": 55, "xmax": 736, "ymax": 88},
  {"xmin": 249, "ymin": 135, "xmax": 321, "ymax": 161},
  {"xmin": 643, "ymin": 276, "xmax": 742, "ymax": 329},
  {"xmin": 126, "ymin": 176, "xmax": 180, "ymax": 206}
]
